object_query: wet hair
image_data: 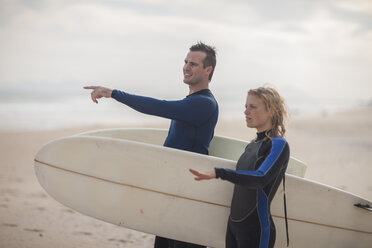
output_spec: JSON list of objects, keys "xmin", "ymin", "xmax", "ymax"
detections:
[
  {"xmin": 248, "ymin": 86, "xmax": 288, "ymax": 138},
  {"xmin": 189, "ymin": 42, "xmax": 217, "ymax": 81}
]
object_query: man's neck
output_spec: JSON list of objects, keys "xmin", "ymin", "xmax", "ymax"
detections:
[{"xmin": 188, "ymin": 83, "xmax": 209, "ymax": 95}]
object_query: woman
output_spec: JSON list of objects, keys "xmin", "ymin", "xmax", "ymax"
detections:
[{"xmin": 190, "ymin": 86, "xmax": 289, "ymax": 248}]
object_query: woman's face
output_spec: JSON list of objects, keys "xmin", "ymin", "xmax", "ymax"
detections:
[{"xmin": 244, "ymin": 94, "xmax": 273, "ymax": 132}]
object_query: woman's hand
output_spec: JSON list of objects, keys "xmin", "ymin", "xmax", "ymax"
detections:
[{"xmin": 189, "ymin": 168, "xmax": 216, "ymax": 181}]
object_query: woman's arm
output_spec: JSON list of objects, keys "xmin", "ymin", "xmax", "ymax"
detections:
[{"xmin": 215, "ymin": 137, "xmax": 289, "ymax": 188}]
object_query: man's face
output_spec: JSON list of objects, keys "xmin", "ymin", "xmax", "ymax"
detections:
[{"xmin": 183, "ymin": 51, "xmax": 210, "ymax": 86}]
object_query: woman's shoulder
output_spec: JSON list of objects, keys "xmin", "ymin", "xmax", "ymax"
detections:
[
  {"xmin": 270, "ymin": 137, "xmax": 290, "ymax": 157},
  {"xmin": 272, "ymin": 136, "xmax": 287, "ymax": 142},
  {"xmin": 268, "ymin": 136, "xmax": 289, "ymax": 149}
]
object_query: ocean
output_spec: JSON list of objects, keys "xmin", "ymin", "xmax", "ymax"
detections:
[{"xmin": 0, "ymin": 84, "xmax": 363, "ymax": 131}]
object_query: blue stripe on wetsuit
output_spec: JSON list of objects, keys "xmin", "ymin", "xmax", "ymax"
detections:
[{"xmin": 258, "ymin": 189, "xmax": 270, "ymax": 248}]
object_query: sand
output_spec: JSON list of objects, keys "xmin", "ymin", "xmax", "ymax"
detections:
[{"xmin": 1, "ymin": 107, "xmax": 371, "ymax": 247}]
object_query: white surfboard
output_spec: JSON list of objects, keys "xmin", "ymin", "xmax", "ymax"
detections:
[
  {"xmin": 34, "ymin": 128, "xmax": 372, "ymax": 247},
  {"xmin": 77, "ymin": 128, "xmax": 307, "ymax": 177}
]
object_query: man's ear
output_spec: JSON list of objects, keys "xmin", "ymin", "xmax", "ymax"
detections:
[{"xmin": 205, "ymin": 66, "xmax": 213, "ymax": 76}]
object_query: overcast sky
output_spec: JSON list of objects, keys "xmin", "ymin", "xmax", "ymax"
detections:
[{"xmin": 1, "ymin": 0, "xmax": 371, "ymax": 102}]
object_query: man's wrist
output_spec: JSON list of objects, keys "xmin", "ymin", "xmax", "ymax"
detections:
[{"xmin": 109, "ymin": 89, "xmax": 115, "ymax": 97}]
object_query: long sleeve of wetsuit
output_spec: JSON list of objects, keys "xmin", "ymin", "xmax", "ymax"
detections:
[
  {"xmin": 215, "ymin": 137, "xmax": 289, "ymax": 188},
  {"xmin": 111, "ymin": 89, "xmax": 217, "ymax": 126}
]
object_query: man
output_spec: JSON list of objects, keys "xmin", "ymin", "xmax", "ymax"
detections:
[{"xmin": 84, "ymin": 42, "xmax": 218, "ymax": 248}]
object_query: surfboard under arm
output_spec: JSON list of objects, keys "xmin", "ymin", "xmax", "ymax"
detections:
[{"xmin": 77, "ymin": 128, "xmax": 307, "ymax": 177}]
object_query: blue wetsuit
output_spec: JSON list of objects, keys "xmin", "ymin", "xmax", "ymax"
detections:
[
  {"xmin": 215, "ymin": 131, "xmax": 289, "ymax": 248},
  {"xmin": 111, "ymin": 89, "xmax": 218, "ymax": 154},
  {"xmin": 111, "ymin": 88, "xmax": 219, "ymax": 248}
]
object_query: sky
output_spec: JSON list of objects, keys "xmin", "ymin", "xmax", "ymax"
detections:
[{"xmin": 0, "ymin": 0, "xmax": 371, "ymax": 105}]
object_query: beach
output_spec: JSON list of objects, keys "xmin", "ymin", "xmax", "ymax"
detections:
[{"xmin": 1, "ymin": 107, "xmax": 371, "ymax": 248}]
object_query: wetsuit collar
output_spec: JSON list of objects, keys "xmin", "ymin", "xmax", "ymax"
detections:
[
  {"xmin": 187, "ymin": 89, "xmax": 212, "ymax": 97},
  {"xmin": 256, "ymin": 130, "xmax": 269, "ymax": 141}
]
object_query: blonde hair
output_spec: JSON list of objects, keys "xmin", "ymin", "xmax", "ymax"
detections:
[{"xmin": 248, "ymin": 86, "xmax": 288, "ymax": 138}]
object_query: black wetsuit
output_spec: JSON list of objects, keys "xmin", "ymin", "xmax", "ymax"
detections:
[
  {"xmin": 111, "ymin": 89, "xmax": 219, "ymax": 248},
  {"xmin": 215, "ymin": 131, "xmax": 290, "ymax": 248}
]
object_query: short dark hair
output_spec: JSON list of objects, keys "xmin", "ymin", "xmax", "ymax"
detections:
[{"xmin": 189, "ymin": 42, "xmax": 217, "ymax": 81}]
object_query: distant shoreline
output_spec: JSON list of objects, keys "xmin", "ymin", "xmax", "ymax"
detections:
[{"xmin": 1, "ymin": 105, "xmax": 371, "ymax": 133}]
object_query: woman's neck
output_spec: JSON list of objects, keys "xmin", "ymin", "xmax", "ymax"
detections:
[{"xmin": 256, "ymin": 130, "xmax": 270, "ymax": 141}]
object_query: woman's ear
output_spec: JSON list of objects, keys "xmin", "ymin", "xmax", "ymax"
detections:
[{"xmin": 269, "ymin": 109, "xmax": 275, "ymax": 119}]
